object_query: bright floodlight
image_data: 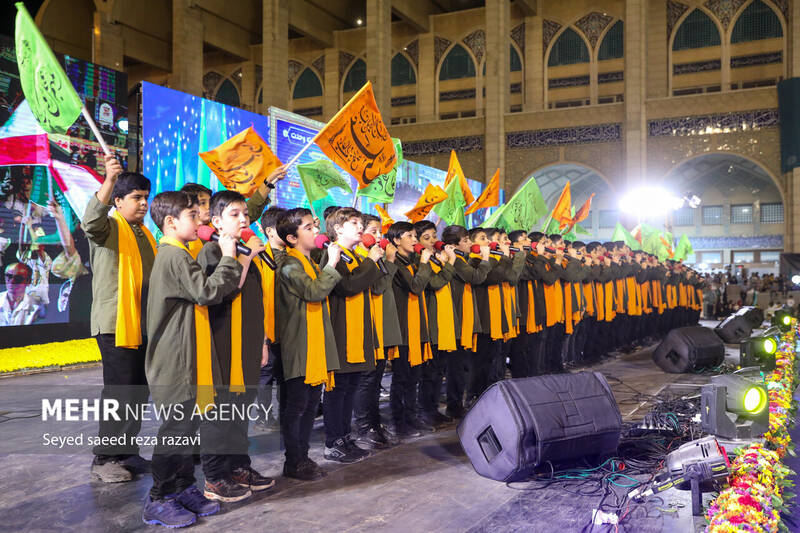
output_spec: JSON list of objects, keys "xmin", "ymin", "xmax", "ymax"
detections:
[
  {"xmin": 763, "ymin": 338, "xmax": 777, "ymax": 355},
  {"xmin": 619, "ymin": 187, "xmax": 682, "ymax": 219},
  {"xmin": 743, "ymin": 386, "xmax": 767, "ymax": 414},
  {"xmin": 792, "ymin": 275, "xmax": 800, "ymax": 285}
]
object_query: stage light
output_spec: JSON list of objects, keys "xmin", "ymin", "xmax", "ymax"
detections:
[
  {"xmin": 772, "ymin": 306, "xmax": 794, "ymax": 331},
  {"xmin": 618, "ymin": 187, "xmax": 682, "ymax": 219},
  {"xmin": 792, "ymin": 275, "xmax": 800, "ymax": 285},
  {"xmin": 700, "ymin": 374, "xmax": 769, "ymax": 439},
  {"xmin": 116, "ymin": 118, "xmax": 128, "ymax": 133}
]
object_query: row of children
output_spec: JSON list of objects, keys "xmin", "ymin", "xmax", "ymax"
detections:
[{"xmin": 83, "ymin": 155, "xmax": 704, "ymax": 528}]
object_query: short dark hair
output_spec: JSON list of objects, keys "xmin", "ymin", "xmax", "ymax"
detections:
[
  {"xmin": 210, "ymin": 190, "xmax": 247, "ymax": 218},
  {"xmin": 386, "ymin": 221, "xmax": 414, "ymax": 247},
  {"xmin": 260, "ymin": 206, "xmax": 287, "ymax": 231},
  {"xmin": 111, "ymin": 172, "xmax": 150, "ymax": 201},
  {"xmin": 529, "ymin": 231, "xmax": 544, "ymax": 242},
  {"xmin": 441, "ymin": 225, "xmax": 468, "ymax": 246},
  {"xmin": 323, "ymin": 205, "xmax": 341, "ymax": 220},
  {"xmin": 413, "ymin": 220, "xmax": 436, "ymax": 239},
  {"xmin": 180, "ymin": 183, "xmax": 212, "ymax": 198},
  {"xmin": 573, "ymin": 241, "xmax": 586, "ymax": 248},
  {"xmin": 149, "ymin": 191, "xmax": 197, "ymax": 231},
  {"xmin": 326, "ymin": 207, "xmax": 361, "ymax": 241},
  {"xmin": 468, "ymin": 227, "xmax": 486, "ymax": 241},
  {"xmin": 614, "ymin": 241, "xmax": 626, "ymax": 250},
  {"xmin": 362, "ymin": 213, "xmax": 380, "ymax": 230},
  {"xmin": 602, "ymin": 242, "xmax": 615, "ymax": 250},
  {"xmin": 277, "ymin": 207, "xmax": 313, "ymax": 246},
  {"xmin": 508, "ymin": 230, "xmax": 526, "ymax": 244},
  {"xmin": 586, "ymin": 242, "xmax": 600, "ymax": 254},
  {"xmin": 485, "ymin": 227, "xmax": 501, "ymax": 241},
  {"xmin": 549, "ymin": 234, "xmax": 563, "ymax": 244}
]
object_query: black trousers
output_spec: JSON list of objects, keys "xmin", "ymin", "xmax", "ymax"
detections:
[
  {"xmin": 150, "ymin": 399, "xmax": 201, "ymax": 500},
  {"xmin": 323, "ymin": 371, "xmax": 361, "ymax": 447},
  {"xmin": 419, "ymin": 345, "xmax": 447, "ymax": 415},
  {"xmin": 544, "ymin": 323, "xmax": 565, "ymax": 373},
  {"xmin": 94, "ymin": 334, "xmax": 150, "ymax": 458},
  {"xmin": 257, "ymin": 345, "xmax": 283, "ymax": 422},
  {"xmin": 201, "ymin": 389, "xmax": 256, "ymax": 481},
  {"xmin": 527, "ymin": 330, "xmax": 546, "ymax": 376},
  {"xmin": 445, "ymin": 348, "xmax": 469, "ymax": 412},
  {"xmin": 389, "ymin": 345, "xmax": 421, "ymax": 425},
  {"xmin": 508, "ymin": 332, "xmax": 530, "ymax": 378},
  {"xmin": 467, "ymin": 335, "xmax": 500, "ymax": 399},
  {"xmin": 353, "ymin": 357, "xmax": 386, "ymax": 431},
  {"xmin": 280, "ymin": 376, "xmax": 322, "ymax": 467}
]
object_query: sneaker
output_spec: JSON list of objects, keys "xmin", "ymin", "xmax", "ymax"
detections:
[
  {"xmin": 120, "ymin": 454, "xmax": 151, "ymax": 475},
  {"xmin": 323, "ymin": 438, "xmax": 365, "ymax": 463},
  {"xmin": 231, "ymin": 466, "xmax": 275, "ymax": 492},
  {"xmin": 142, "ymin": 495, "xmax": 196, "ymax": 528},
  {"xmin": 389, "ymin": 422, "xmax": 421, "ymax": 439},
  {"xmin": 431, "ymin": 410, "xmax": 453, "ymax": 425},
  {"xmin": 409, "ymin": 417, "xmax": 435, "ymax": 433},
  {"xmin": 253, "ymin": 418, "xmax": 279, "ymax": 432},
  {"xmin": 445, "ymin": 407, "xmax": 465, "ymax": 420},
  {"xmin": 283, "ymin": 458, "xmax": 326, "ymax": 481},
  {"xmin": 344, "ymin": 435, "xmax": 370, "ymax": 458},
  {"xmin": 91, "ymin": 456, "xmax": 132, "ymax": 483},
  {"xmin": 176, "ymin": 485, "xmax": 220, "ymax": 517},
  {"xmin": 203, "ymin": 478, "xmax": 252, "ymax": 503},
  {"xmin": 355, "ymin": 427, "xmax": 390, "ymax": 449}
]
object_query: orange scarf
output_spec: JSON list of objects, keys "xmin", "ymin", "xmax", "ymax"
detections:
[
  {"xmin": 356, "ymin": 244, "xmax": 389, "ymax": 360},
  {"xmin": 286, "ymin": 247, "xmax": 334, "ymax": 389},
  {"xmin": 261, "ymin": 245, "xmax": 278, "ymax": 343},
  {"xmin": 596, "ymin": 282, "xmax": 605, "ymax": 321},
  {"xmin": 430, "ymin": 261, "xmax": 457, "ymax": 351},
  {"xmin": 459, "ymin": 258, "xmax": 478, "ymax": 350},
  {"xmin": 341, "ymin": 248, "xmax": 367, "ymax": 364},
  {"xmin": 604, "ymin": 281, "xmax": 616, "ymax": 322},
  {"xmin": 501, "ymin": 281, "xmax": 517, "ymax": 340},
  {"xmin": 406, "ymin": 263, "xmax": 433, "ymax": 366},
  {"xmin": 583, "ymin": 282, "xmax": 595, "ymax": 316},
  {"xmin": 525, "ymin": 281, "xmax": 540, "ymax": 333}
]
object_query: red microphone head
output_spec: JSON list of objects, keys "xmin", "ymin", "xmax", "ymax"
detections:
[
  {"xmin": 413, "ymin": 243, "xmax": 424, "ymax": 254},
  {"xmin": 434, "ymin": 240, "xmax": 445, "ymax": 252},
  {"xmin": 314, "ymin": 234, "xmax": 330, "ymax": 249},
  {"xmin": 240, "ymin": 228, "xmax": 256, "ymax": 241},
  {"xmin": 470, "ymin": 244, "xmax": 482, "ymax": 254},
  {"xmin": 379, "ymin": 238, "xmax": 390, "ymax": 250},
  {"xmin": 197, "ymin": 225, "xmax": 216, "ymax": 242},
  {"xmin": 362, "ymin": 233, "xmax": 376, "ymax": 248},
  {"xmin": 489, "ymin": 242, "xmax": 499, "ymax": 251}
]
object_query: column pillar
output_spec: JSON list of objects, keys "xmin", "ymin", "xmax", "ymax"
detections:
[
  {"xmin": 485, "ymin": 0, "xmax": 509, "ymax": 187},
  {"xmin": 323, "ymin": 47, "xmax": 339, "ymax": 119},
  {"xmin": 524, "ymin": 12, "xmax": 543, "ymax": 111},
  {"xmin": 169, "ymin": 0, "xmax": 203, "ymax": 96},
  {"xmin": 261, "ymin": 0, "xmax": 289, "ymax": 112},
  {"xmin": 417, "ymin": 32, "xmax": 435, "ymax": 122},
  {"xmin": 624, "ymin": 0, "xmax": 647, "ymax": 186},
  {"xmin": 92, "ymin": 12, "xmax": 123, "ymax": 71},
  {"xmin": 240, "ymin": 46, "xmax": 258, "ymax": 112},
  {"xmin": 366, "ymin": 0, "xmax": 391, "ymax": 120},
  {"xmin": 646, "ymin": 0, "xmax": 668, "ymax": 98},
  {"xmin": 788, "ymin": 0, "xmax": 800, "ymax": 251}
]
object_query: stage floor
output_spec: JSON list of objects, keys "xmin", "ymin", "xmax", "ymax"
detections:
[{"xmin": 0, "ymin": 325, "xmax": 738, "ymax": 533}]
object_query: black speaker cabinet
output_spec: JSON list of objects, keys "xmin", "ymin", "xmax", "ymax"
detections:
[
  {"xmin": 714, "ymin": 314, "xmax": 753, "ymax": 344},
  {"xmin": 653, "ymin": 326, "xmax": 725, "ymax": 373}
]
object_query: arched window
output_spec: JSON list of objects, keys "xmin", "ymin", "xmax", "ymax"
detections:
[
  {"xmin": 439, "ymin": 44, "xmax": 476, "ymax": 80},
  {"xmin": 672, "ymin": 10, "xmax": 721, "ymax": 50},
  {"xmin": 215, "ymin": 79, "xmax": 239, "ymax": 107},
  {"xmin": 391, "ymin": 54, "xmax": 416, "ymax": 86},
  {"xmin": 293, "ymin": 68, "xmax": 323, "ymax": 99},
  {"xmin": 598, "ymin": 20, "xmax": 624, "ymax": 60},
  {"xmin": 731, "ymin": 0, "xmax": 782, "ymax": 43},
  {"xmin": 547, "ymin": 28, "xmax": 590, "ymax": 67},
  {"xmin": 343, "ymin": 59, "xmax": 366, "ymax": 93},
  {"xmin": 510, "ymin": 45, "xmax": 522, "ymax": 72}
]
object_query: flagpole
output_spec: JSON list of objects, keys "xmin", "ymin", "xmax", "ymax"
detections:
[{"xmin": 81, "ymin": 107, "xmax": 112, "ymax": 157}]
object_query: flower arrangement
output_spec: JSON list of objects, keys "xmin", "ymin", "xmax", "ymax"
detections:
[
  {"xmin": 0, "ymin": 338, "xmax": 100, "ymax": 373},
  {"xmin": 706, "ymin": 320, "xmax": 797, "ymax": 532}
]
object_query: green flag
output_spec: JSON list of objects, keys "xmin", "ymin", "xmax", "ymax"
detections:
[
  {"xmin": 611, "ymin": 222, "xmax": 642, "ymax": 251},
  {"xmin": 481, "ymin": 177, "xmax": 547, "ymax": 232},
  {"xmin": 15, "ymin": 3, "xmax": 82, "ymax": 133},
  {"xmin": 357, "ymin": 138, "xmax": 401, "ymax": 203},
  {"xmin": 297, "ymin": 159, "xmax": 353, "ymax": 204},
  {"xmin": 674, "ymin": 234, "xmax": 693, "ymax": 261},
  {"xmin": 433, "ymin": 168, "xmax": 467, "ymax": 226}
]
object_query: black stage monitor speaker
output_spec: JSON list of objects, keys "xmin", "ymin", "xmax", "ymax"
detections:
[
  {"xmin": 779, "ymin": 78, "xmax": 800, "ymax": 173},
  {"xmin": 735, "ymin": 306, "xmax": 764, "ymax": 329},
  {"xmin": 714, "ymin": 314, "xmax": 753, "ymax": 344},
  {"xmin": 457, "ymin": 372, "xmax": 622, "ymax": 482},
  {"xmin": 652, "ymin": 326, "xmax": 725, "ymax": 374}
]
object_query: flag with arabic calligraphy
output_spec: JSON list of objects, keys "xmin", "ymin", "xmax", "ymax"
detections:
[
  {"xmin": 199, "ymin": 126, "xmax": 282, "ymax": 197},
  {"xmin": 297, "ymin": 159, "xmax": 353, "ymax": 203},
  {"xmin": 465, "ymin": 168, "xmax": 500, "ymax": 215},
  {"xmin": 356, "ymin": 137, "xmax": 402, "ymax": 203},
  {"xmin": 405, "ymin": 183, "xmax": 447, "ymax": 223},
  {"xmin": 315, "ymin": 82, "xmax": 397, "ymax": 189}
]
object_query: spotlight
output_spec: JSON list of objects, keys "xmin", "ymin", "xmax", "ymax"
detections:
[
  {"xmin": 700, "ymin": 374, "xmax": 769, "ymax": 440},
  {"xmin": 356, "ymin": 18, "xmax": 363, "ymax": 25},
  {"xmin": 739, "ymin": 333, "xmax": 779, "ymax": 371},
  {"xmin": 792, "ymin": 274, "xmax": 800, "ymax": 285},
  {"xmin": 771, "ymin": 306, "xmax": 794, "ymax": 332}
]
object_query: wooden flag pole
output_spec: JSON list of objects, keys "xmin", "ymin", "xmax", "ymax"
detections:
[{"xmin": 81, "ymin": 107, "xmax": 112, "ymax": 157}]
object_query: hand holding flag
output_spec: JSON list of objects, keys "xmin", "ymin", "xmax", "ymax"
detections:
[{"xmin": 405, "ymin": 184, "xmax": 447, "ymax": 223}]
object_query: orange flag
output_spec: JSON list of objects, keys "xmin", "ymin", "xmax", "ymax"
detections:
[
  {"xmin": 465, "ymin": 168, "xmax": 500, "ymax": 215},
  {"xmin": 199, "ymin": 126, "xmax": 282, "ymax": 197},
  {"xmin": 564, "ymin": 193, "xmax": 594, "ymax": 231},
  {"xmin": 405, "ymin": 183, "xmax": 448, "ymax": 223},
  {"xmin": 374, "ymin": 204, "xmax": 395, "ymax": 234},
  {"xmin": 315, "ymin": 81, "xmax": 397, "ymax": 189},
  {"xmin": 443, "ymin": 150, "xmax": 475, "ymax": 206},
  {"xmin": 550, "ymin": 182, "xmax": 572, "ymax": 229}
]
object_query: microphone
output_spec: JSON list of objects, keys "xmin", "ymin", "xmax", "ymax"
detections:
[
  {"xmin": 470, "ymin": 244, "xmax": 482, "ymax": 255},
  {"xmin": 414, "ymin": 243, "xmax": 441, "ymax": 266},
  {"xmin": 314, "ymin": 235, "xmax": 353, "ymax": 264},
  {"xmin": 544, "ymin": 246, "xmax": 556, "ymax": 254},
  {"xmin": 240, "ymin": 229, "xmax": 277, "ymax": 270},
  {"xmin": 197, "ymin": 225, "xmax": 251, "ymax": 257},
  {"xmin": 379, "ymin": 238, "xmax": 390, "ymax": 250},
  {"xmin": 487, "ymin": 242, "xmax": 505, "ymax": 257},
  {"xmin": 362, "ymin": 234, "xmax": 388, "ymax": 274},
  {"xmin": 435, "ymin": 240, "xmax": 467, "ymax": 258},
  {"xmin": 509, "ymin": 245, "xmax": 532, "ymax": 253}
]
